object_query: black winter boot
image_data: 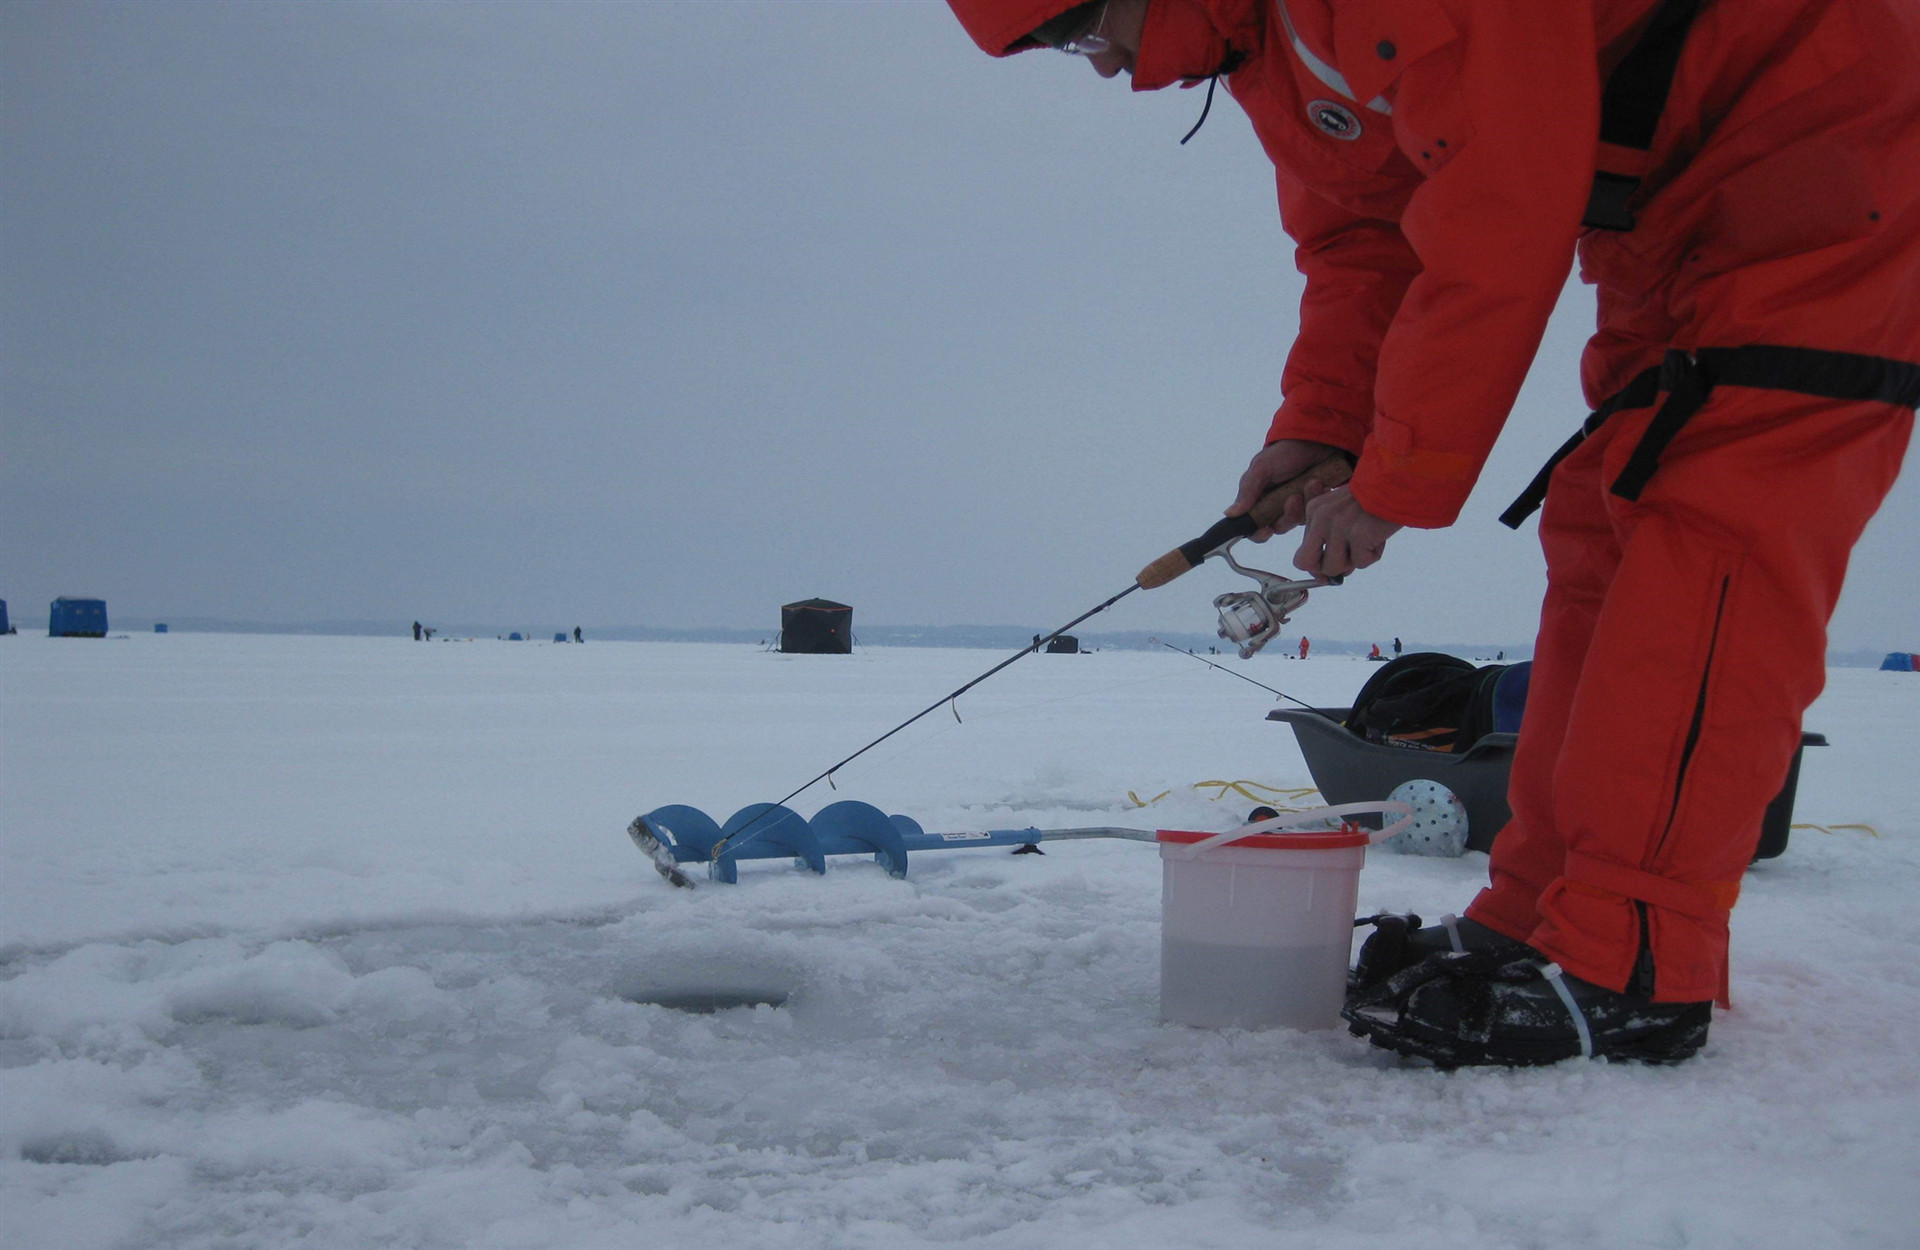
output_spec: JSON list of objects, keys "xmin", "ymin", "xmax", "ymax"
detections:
[
  {"xmin": 1343, "ymin": 954, "xmax": 1711, "ymax": 1067},
  {"xmin": 1349, "ymin": 913, "xmax": 1533, "ymax": 991}
]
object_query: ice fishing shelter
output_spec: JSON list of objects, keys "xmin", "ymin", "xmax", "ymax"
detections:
[
  {"xmin": 780, "ymin": 599, "xmax": 852, "ymax": 654},
  {"xmin": 1881, "ymin": 652, "xmax": 1919, "ymax": 671},
  {"xmin": 1045, "ymin": 634, "xmax": 1080, "ymax": 653},
  {"xmin": 49, "ymin": 597, "xmax": 108, "ymax": 637},
  {"xmin": 0, "ymin": 599, "xmax": 9, "ymax": 634}
]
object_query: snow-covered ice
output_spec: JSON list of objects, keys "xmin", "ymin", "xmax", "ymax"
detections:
[{"xmin": 3, "ymin": 633, "xmax": 1916, "ymax": 1249}]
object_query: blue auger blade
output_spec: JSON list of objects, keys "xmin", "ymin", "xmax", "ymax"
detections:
[
  {"xmin": 811, "ymin": 800, "xmax": 910, "ymax": 878},
  {"xmin": 717, "ymin": 803, "xmax": 823, "ymax": 884},
  {"xmin": 642, "ymin": 805, "xmax": 727, "ymax": 861},
  {"xmin": 626, "ymin": 813, "xmax": 698, "ymax": 888},
  {"xmin": 627, "ymin": 803, "xmax": 1160, "ymax": 885}
]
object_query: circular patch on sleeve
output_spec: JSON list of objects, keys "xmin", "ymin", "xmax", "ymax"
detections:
[{"xmin": 1306, "ymin": 99, "xmax": 1363, "ymax": 141}]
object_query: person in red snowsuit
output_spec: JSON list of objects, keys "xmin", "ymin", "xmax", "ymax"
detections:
[
  {"xmin": 947, "ymin": 0, "xmax": 1919, "ymax": 1064},
  {"xmin": 1299, "ymin": 635, "xmax": 1310, "ymax": 660}
]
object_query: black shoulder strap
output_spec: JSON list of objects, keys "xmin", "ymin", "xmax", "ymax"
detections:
[{"xmin": 1583, "ymin": 0, "xmax": 1702, "ymax": 231}]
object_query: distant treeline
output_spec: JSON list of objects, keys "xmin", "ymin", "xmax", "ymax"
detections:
[
  {"xmin": 110, "ymin": 616, "xmax": 1527, "ymax": 658},
  {"xmin": 101, "ymin": 616, "xmax": 1894, "ymax": 666}
]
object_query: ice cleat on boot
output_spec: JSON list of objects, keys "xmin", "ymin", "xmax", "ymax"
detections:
[
  {"xmin": 1349, "ymin": 912, "xmax": 1533, "ymax": 991},
  {"xmin": 1343, "ymin": 955, "xmax": 1712, "ymax": 1068}
]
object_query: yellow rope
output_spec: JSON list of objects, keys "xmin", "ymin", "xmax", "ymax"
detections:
[
  {"xmin": 1194, "ymin": 779, "xmax": 1321, "ymax": 804},
  {"xmin": 1790, "ymin": 822, "xmax": 1882, "ymax": 838},
  {"xmin": 1126, "ymin": 780, "xmax": 1321, "ymax": 809}
]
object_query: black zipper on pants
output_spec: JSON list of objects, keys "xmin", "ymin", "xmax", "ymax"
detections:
[
  {"xmin": 1653, "ymin": 574, "xmax": 1730, "ymax": 864},
  {"xmin": 1631, "ymin": 902, "xmax": 1657, "ymax": 998},
  {"xmin": 1630, "ymin": 574, "xmax": 1730, "ymax": 999}
]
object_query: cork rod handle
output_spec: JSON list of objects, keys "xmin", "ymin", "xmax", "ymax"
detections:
[{"xmin": 1134, "ymin": 454, "xmax": 1353, "ymax": 590}]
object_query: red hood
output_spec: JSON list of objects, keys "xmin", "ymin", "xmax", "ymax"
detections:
[
  {"xmin": 1133, "ymin": 0, "xmax": 1252, "ymax": 91},
  {"xmin": 945, "ymin": 0, "xmax": 1261, "ymax": 87},
  {"xmin": 945, "ymin": 0, "xmax": 1084, "ymax": 58}
]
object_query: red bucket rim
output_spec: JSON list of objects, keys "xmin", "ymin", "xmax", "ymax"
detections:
[{"xmin": 1157, "ymin": 827, "xmax": 1370, "ymax": 851}]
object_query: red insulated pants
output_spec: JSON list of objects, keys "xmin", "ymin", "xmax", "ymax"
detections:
[{"xmin": 1465, "ymin": 387, "xmax": 1912, "ymax": 1003}]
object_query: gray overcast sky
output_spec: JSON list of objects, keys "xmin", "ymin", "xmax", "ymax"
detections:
[{"xmin": 4, "ymin": 0, "xmax": 1914, "ymax": 648}]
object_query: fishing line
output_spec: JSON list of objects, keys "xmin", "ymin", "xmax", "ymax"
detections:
[
  {"xmin": 711, "ymin": 585, "xmax": 1140, "ymax": 862},
  {"xmin": 1150, "ymin": 637, "xmax": 1344, "ymax": 722},
  {"xmin": 847, "ymin": 667, "xmax": 1185, "ymax": 781}
]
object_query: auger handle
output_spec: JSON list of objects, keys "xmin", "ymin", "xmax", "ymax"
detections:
[{"xmin": 1135, "ymin": 454, "xmax": 1353, "ymax": 589}]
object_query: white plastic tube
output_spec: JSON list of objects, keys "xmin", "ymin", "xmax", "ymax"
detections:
[{"xmin": 1172, "ymin": 800, "xmax": 1416, "ymax": 859}]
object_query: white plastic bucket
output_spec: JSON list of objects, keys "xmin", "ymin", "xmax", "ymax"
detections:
[{"xmin": 1157, "ymin": 802, "xmax": 1412, "ymax": 1031}]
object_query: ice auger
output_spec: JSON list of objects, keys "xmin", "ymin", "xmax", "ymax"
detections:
[{"xmin": 628, "ymin": 802, "xmax": 1157, "ymax": 887}]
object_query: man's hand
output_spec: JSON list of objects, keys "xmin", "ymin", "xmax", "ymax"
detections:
[
  {"xmin": 1293, "ymin": 485, "xmax": 1401, "ymax": 578},
  {"xmin": 1226, "ymin": 439, "xmax": 1347, "ymax": 540},
  {"xmin": 1229, "ymin": 438, "xmax": 1400, "ymax": 575}
]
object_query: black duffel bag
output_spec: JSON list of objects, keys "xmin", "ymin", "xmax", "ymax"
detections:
[{"xmin": 1345, "ymin": 652, "xmax": 1517, "ymax": 754}]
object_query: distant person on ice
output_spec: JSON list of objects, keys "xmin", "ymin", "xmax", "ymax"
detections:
[
  {"xmin": 1298, "ymin": 635, "xmax": 1309, "ymax": 660},
  {"xmin": 945, "ymin": 0, "xmax": 1919, "ymax": 1066}
]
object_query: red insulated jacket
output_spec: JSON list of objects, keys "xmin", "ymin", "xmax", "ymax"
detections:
[{"xmin": 948, "ymin": 0, "xmax": 1920, "ymax": 529}]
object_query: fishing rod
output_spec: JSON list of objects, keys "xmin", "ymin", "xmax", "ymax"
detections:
[
  {"xmin": 1148, "ymin": 637, "xmax": 1343, "ymax": 722},
  {"xmin": 682, "ymin": 456, "xmax": 1354, "ymax": 875},
  {"xmin": 729, "ymin": 582, "xmax": 1138, "ymax": 827}
]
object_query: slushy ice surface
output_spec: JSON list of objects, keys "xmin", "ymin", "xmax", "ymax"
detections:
[{"xmin": 1159, "ymin": 939, "xmax": 1350, "ymax": 1031}]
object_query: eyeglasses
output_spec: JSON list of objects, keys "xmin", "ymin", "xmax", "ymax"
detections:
[{"xmin": 1027, "ymin": 0, "xmax": 1112, "ymax": 56}]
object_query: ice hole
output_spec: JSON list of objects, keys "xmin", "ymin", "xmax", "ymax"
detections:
[
  {"xmin": 614, "ymin": 955, "xmax": 799, "ymax": 1013},
  {"xmin": 624, "ymin": 987, "xmax": 789, "ymax": 1013}
]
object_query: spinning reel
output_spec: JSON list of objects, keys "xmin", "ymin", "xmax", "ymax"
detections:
[
  {"xmin": 1129, "ymin": 456, "xmax": 1354, "ymax": 659},
  {"xmin": 1211, "ymin": 540, "xmax": 1339, "ymax": 658}
]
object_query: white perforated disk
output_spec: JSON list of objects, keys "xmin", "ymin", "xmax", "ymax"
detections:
[{"xmin": 1383, "ymin": 779, "xmax": 1469, "ymax": 857}]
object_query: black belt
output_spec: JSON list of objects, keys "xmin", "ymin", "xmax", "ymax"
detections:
[{"xmin": 1499, "ymin": 345, "xmax": 1920, "ymax": 529}]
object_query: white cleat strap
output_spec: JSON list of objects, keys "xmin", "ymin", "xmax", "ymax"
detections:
[{"xmin": 1538, "ymin": 962, "xmax": 1594, "ymax": 1059}]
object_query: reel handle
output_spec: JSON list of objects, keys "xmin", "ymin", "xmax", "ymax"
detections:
[{"xmin": 1135, "ymin": 454, "xmax": 1353, "ymax": 590}]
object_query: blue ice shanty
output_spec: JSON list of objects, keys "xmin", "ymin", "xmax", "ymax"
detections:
[
  {"xmin": 0, "ymin": 599, "xmax": 9, "ymax": 634},
  {"xmin": 50, "ymin": 597, "xmax": 109, "ymax": 637},
  {"xmin": 1882, "ymin": 652, "xmax": 1919, "ymax": 672}
]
